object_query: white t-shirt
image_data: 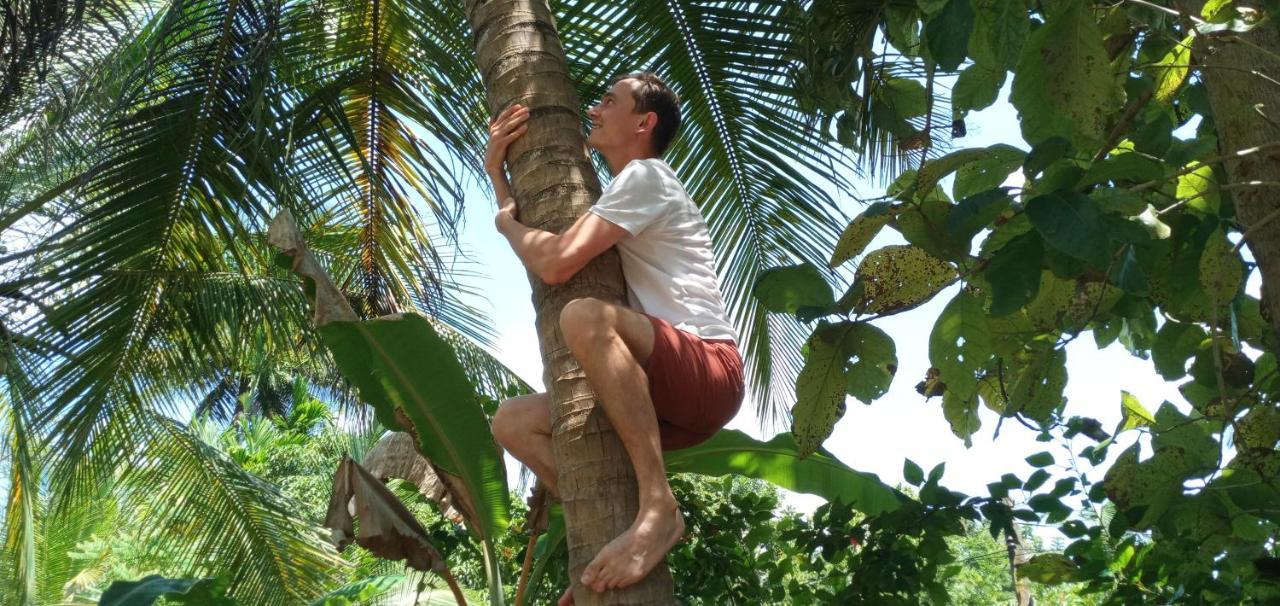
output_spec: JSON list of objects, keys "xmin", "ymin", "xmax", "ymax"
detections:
[{"xmin": 588, "ymin": 158, "xmax": 738, "ymax": 343}]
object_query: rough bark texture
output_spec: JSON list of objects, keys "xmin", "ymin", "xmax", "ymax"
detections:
[
  {"xmin": 464, "ymin": 1, "xmax": 676, "ymax": 603},
  {"xmin": 1193, "ymin": 3, "xmax": 1280, "ymax": 346}
]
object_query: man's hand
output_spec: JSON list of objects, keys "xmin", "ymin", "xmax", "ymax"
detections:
[{"xmin": 485, "ymin": 103, "xmax": 529, "ymax": 177}]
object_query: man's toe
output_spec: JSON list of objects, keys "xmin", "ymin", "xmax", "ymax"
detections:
[{"xmin": 557, "ymin": 585, "xmax": 575, "ymax": 606}]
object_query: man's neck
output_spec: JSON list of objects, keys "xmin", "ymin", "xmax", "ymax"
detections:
[{"xmin": 603, "ymin": 148, "xmax": 658, "ymax": 176}]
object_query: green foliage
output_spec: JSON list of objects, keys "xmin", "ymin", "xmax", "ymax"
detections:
[
  {"xmin": 317, "ymin": 314, "xmax": 510, "ymax": 542},
  {"xmin": 754, "ymin": 263, "xmax": 836, "ymax": 315},
  {"xmin": 1009, "ymin": 1, "xmax": 1122, "ymax": 151},
  {"xmin": 769, "ymin": 0, "xmax": 1280, "ymax": 602},
  {"xmin": 98, "ymin": 575, "xmax": 234, "ymax": 606},
  {"xmin": 666, "ymin": 430, "xmax": 903, "ymax": 516},
  {"xmin": 791, "ymin": 321, "xmax": 898, "ymax": 456}
]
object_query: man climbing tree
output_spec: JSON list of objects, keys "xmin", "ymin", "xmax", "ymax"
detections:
[{"xmin": 487, "ymin": 73, "xmax": 745, "ymax": 604}]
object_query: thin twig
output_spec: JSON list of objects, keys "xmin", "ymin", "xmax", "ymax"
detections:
[
  {"xmin": 1128, "ymin": 0, "xmax": 1206, "ymax": 24},
  {"xmin": 1140, "ymin": 141, "xmax": 1280, "ymax": 200},
  {"xmin": 514, "ymin": 533, "xmax": 539, "ymax": 606},
  {"xmin": 1160, "ymin": 181, "xmax": 1280, "ymax": 217},
  {"xmin": 1233, "ymin": 206, "xmax": 1280, "ymax": 254},
  {"xmin": 1094, "ymin": 88, "xmax": 1156, "ymax": 162}
]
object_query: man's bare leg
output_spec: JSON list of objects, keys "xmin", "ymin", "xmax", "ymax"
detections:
[
  {"xmin": 492, "ymin": 395, "xmax": 578, "ymax": 605},
  {"xmin": 559, "ymin": 297, "xmax": 685, "ymax": 594},
  {"xmin": 492, "ymin": 392, "xmax": 559, "ymax": 497}
]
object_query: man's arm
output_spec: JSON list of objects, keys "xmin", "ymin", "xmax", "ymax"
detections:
[
  {"xmin": 496, "ymin": 205, "xmax": 628, "ymax": 285},
  {"xmin": 486, "ymin": 103, "xmax": 629, "ymax": 285}
]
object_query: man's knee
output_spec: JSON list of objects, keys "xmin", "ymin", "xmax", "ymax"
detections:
[
  {"xmin": 560, "ymin": 297, "xmax": 612, "ymax": 350},
  {"xmin": 492, "ymin": 400, "xmax": 525, "ymax": 448},
  {"xmin": 492, "ymin": 394, "xmax": 549, "ymax": 449}
]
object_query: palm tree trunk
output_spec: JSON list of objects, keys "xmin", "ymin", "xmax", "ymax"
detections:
[
  {"xmin": 464, "ymin": 1, "xmax": 676, "ymax": 604},
  {"xmin": 1191, "ymin": 1, "xmax": 1280, "ymax": 346}
]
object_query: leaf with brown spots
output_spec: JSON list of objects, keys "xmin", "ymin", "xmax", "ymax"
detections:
[{"xmin": 847, "ymin": 245, "xmax": 957, "ymax": 315}]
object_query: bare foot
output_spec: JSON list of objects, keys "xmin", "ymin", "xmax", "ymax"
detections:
[
  {"xmin": 557, "ymin": 585, "xmax": 574, "ymax": 606},
  {"xmin": 580, "ymin": 499, "xmax": 685, "ymax": 593}
]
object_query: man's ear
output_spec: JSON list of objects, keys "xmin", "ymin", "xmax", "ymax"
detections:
[{"xmin": 636, "ymin": 111, "xmax": 658, "ymax": 134}]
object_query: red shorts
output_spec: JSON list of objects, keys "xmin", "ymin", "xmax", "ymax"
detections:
[{"xmin": 642, "ymin": 314, "xmax": 745, "ymax": 450}]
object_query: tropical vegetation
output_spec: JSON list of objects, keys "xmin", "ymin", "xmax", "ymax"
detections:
[{"xmin": 0, "ymin": 0, "xmax": 1277, "ymax": 604}]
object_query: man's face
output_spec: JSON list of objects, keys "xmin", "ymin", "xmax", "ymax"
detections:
[{"xmin": 586, "ymin": 78, "xmax": 647, "ymax": 152}]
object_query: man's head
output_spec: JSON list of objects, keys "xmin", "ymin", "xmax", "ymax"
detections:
[{"xmin": 586, "ymin": 72, "xmax": 681, "ymax": 159}]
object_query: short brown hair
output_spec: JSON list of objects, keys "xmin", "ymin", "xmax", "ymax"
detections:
[{"xmin": 612, "ymin": 72, "xmax": 681, "ymax": 156}]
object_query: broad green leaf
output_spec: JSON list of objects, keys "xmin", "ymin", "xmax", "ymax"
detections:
[
  {"xmin": 1132, "ymin": 110, "xmax": 1175, "ymax": 156},
  {"xmin": 1176, "ymin": 163, "xmax": 1219, "ymax": 213},
  {"xmin": 754, "ymin": 263, "xmax": 836, "ymax": 314},
  {"xmin": 526, "ymin": 504, "xmax": 567, "ymax": 596},
  {"xmin": 984, "ymin": 232, "xmax": 1044, "ymax": 316},
  {"xmin": 1063, "ymin": 279, "xmax": 1124, "ymax": 329},
  {"xmin": 948, "ymin": 188, "xmax": 1012, "ymax": 242},
  {"xmin": 952, "ymin": 63, "xmax": 1005, "ymax": 115},
  {"xmin": 319, "ymin": 314, "xmax": 510, "ymax": 541},
  {"xmin": 1154, "ymin": 35, "xmax": 1194, "ymax": 104},
  {"xmin": 976, "ymin": 373, "xmax": 1008, "ymax": 413},
  {"xmin": 848, "ymin": 245, "xmax": 957, "ymax": 315},
  {"xmin": 1201, "ymin": 0, "xmax": 1236, "ymax": 21},
  {"xmin": 893, "ymin": 197, "xmax": 961, "ymax": 259},
  {"xmin": 886, "ymin": 6, "xmax": 924, "ymax": 55},
  {"xmin": 829, "ymin": 203, "xmax": 894, "ymax": 268},
  {"xmin": 918, "ymin": 147, "xmax": 992, "ymax": 196},
  {"xmin": 880, "ymin": 76, "xmax": 930, "ymax": 119},
  {"xmin": 1103, "ymin": 443, "xmax": 1181, "ymax": 529},
  {"xmin": 1009, "ymin": 1, "xmax": 1122, "ymax": 150},
  {"xmin": 954, "ymin": 143, "xmax": 1025, "ymax": 200},
  {"xmin": 1022, "ymin": 272, "xmax": 1082, "ymax": 332},
  {"xmin": 1116, "ymin": 391, "xmax": 1157, "ymax": 434},
  {"xmin": 1032, "ymin": 158, "xmax": 1088, "ymax": 194},
  {"xmin": 1026, "ymin": 192, "xmax": 1111, "ymax": 268},
  {"xmin": 1026, "ymin": 451, "xmax": 1054, "ymax": 467},
  {"xmin": 1152, "ymin": 404, "xmax": 1219, "ymax": 471},
  {"xmin": 943, "ymin": 390, "xmax": 982, "ymax": 446},
  {"xmin": 930, "ymin": 290, "xmax": 999, "ymax": 444},
  {"xmin": 969, "ymin": 0, "xmax": 1029, "ymax": 70},
  {"xmin": 1019, "ymin": 553, "xmax": 1082, "ymax": 584},
  {"xmin": 1237, "ymin": 406, "xmax": 1280, "ymax": 449},
  {"xmin": 309, "ymin": 576, "xmax": 410, "ymax": 606},
  {"xmin": 792, "ymin": 322, "xmax": 854, "ymax": 457},
  {"xmin": 1081, "ymin": 154, "xmax": 1165, "ymax": 187},
  {"xmin": 1110, "ymin": 246, "xmax": 1149, "ymax": 295},
  {"xmin": 904, "ymin": 459, "xmax": 925, "ymax": 485},
  {"xmin": 1088, "ymin": 188, "xmax": 1151, "ymax": 217},
  {"xmin": 1009, "ymin": 346, "xmax": 1067, "ymax": 422},
  {"xmin": 919, "ymin": 0, "xmax": 950, "ymax": 14},
  {"xmin": 1023, "ymin": 137, "xmax": 1075, "ymax": 177},
  {"xmin": 844, "ymin": 323, "xmax": 898, "ymax": 404},
  {"xmin": 1024, "ymin": 469, "xmax": 1051, "ymax": 492},
  {"xmin": 99, "ymin": 576, "xmax": 233, "ymax": 606},
  {"xmin": 1199, "ymin": 228, "xmax": 1244, "ymax": 306},
  {"xmin": 926, "ymin": 0, "xmax": 975, "ymax": 71},
  {"xmin": 666, "ymin": 429, "xmax": 904, "ymax": 515},
  {"xmin": 930, "ymin": 291, "xmax": 995, "ymax": 402},
  {"xmin": 1152, "ymin": 322, "xmax": 1207, "ymax": 380}
]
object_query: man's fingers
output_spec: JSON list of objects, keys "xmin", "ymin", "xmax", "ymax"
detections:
[{"xmin": 502, "ymin": 124, "xmax": 528, "ymax": 142}]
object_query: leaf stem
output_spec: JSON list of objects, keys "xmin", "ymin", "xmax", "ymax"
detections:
[{"xmin": 1138, "ymin": 141, "xmax": 1280, "ymax": 199}]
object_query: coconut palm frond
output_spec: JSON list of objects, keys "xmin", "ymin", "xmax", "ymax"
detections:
[
  {"xmin": 555, "ymin": 0, "xmax": 855, "ymax": 425},
  {"xmin": 124, "ymin": 412, "xmax": 347, "ymax": 604}
]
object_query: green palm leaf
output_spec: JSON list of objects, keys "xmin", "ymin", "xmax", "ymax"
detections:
[
  {"xmin": 552, "ymin": 0, "xmax": 856, "ymax": 424},
  {"xmin": 123, "ymin": 413, "xmax": 346, "ymax": 604},
  {"xmin": 665, "ymin": 429, "xmax": 904, "ymax": 515}
]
